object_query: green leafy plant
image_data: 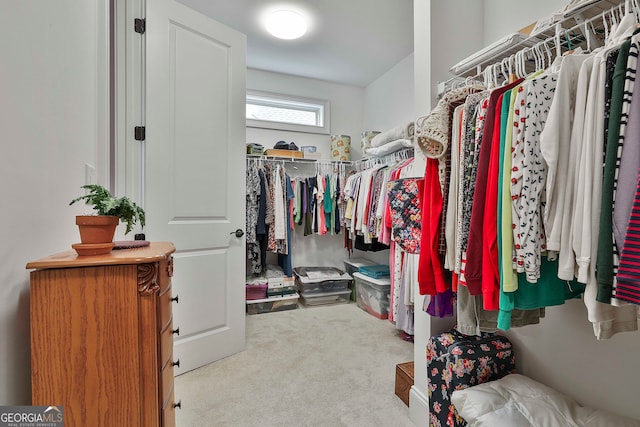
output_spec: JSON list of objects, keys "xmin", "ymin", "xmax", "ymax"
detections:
[{"xmin": 70, "ymin": 184, "xmax": 146, "ymax": 234}]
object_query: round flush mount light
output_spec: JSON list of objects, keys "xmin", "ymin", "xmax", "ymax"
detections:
[{"xmin": 265, "ymin": 10, "xmax": 307, "ymax": 40}]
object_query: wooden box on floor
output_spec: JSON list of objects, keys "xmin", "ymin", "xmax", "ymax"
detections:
[{"xmin": 395, "ymin": 361, "xmax": 414, "ymax": 407}]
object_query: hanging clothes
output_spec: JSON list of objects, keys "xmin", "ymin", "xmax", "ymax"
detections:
[
  {"xmin": 278, "ymin": 174, "xmax": 295, "ymax": 277},
  {"xmin": 246, "ymin": 165, "xmax": 262, "ymax": 275}
]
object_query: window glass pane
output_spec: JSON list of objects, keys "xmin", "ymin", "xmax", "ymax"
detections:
[
  {"xmin": 245, "ymin": 90, "xmax": 330, "ymax": 135},
  {"xmin": 246, "ymin": 103, "xmax": 318, "ymax": 126}
]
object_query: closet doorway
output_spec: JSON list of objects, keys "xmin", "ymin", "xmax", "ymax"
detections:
[{"xmin": 113, "ymin": 0, "xmax": 248, "ymax": 374}]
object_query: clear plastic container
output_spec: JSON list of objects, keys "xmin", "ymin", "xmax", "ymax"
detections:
[
  {"xmin": 353, "ymin": 272, "xmax": 391, "ymax": 319},
  {"xmin": 343, "ymin": 258, "xmax": 376, "ymax": 276},
  {"xmin": 293, "ymin": 267, "xmax": 351, "ymax": 294},
  {"xmin": 299, "ymin": 289, "xmax": 351, "ymax": 307},
  {"xmin": 246, "ymin": 293, "xmax": 299, "ymax": 314}
]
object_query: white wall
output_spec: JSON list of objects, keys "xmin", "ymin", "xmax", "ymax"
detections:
[
  {"xmin": 483, "ymin": 0, "xmax": 566, "ymax": 46},
  {"xmin": 0, "ymin": 0, "xmax": 107, "ymax": 404},
  {"xmin": 430, "ymin": 0, "xmax": 485, "ymax": 108},
  {"xmin": 414, "ymin": 0, "xmax": 640, "ymax": 422},
  {"xmin": 363, "ymin": 53, "xmax": 415, "ymax": 132},
  {"xmin": 357, "ymin": 52, "xmax": 416, "ymax": 267}
]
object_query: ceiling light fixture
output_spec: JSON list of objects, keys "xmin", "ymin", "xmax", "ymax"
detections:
[{"xmin": 265, "ymin": 10, "xmax": 307, "ymax": 40}]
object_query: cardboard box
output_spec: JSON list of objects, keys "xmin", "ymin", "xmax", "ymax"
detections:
[
  {"xmin": 395, "ymin": 361, "xmax": 414, "ymax": 407},
  {"xmin": 264, "ymin": 149, "xmax": 303, "ymax": 158}
]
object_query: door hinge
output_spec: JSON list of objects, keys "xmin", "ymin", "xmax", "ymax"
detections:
[
  {"xmin": 134, "ymin": 126, "xmax": 146, "ymax": 141},
  {"xmin": 134, "ymin": 18, "xmax": 145, "ymax": 34}
]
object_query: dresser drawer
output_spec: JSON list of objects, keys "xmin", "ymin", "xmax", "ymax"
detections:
[
  {"xmin": 162, "ymin": 387, "xmax": 177, "ymax": 427},
  {"xmin": 160, "ymin": 319, "xmax": 175, "ymax": 368},
  {"xmin": 158, "ymin": 282, "xmax": 173, "ymax": 330},
  {"xmin": 161, "ymin": 353, "xmax": 175, "ymax": 408}
]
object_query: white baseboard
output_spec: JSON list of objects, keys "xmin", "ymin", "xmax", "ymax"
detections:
[{"xmin": 409, "ymin": 385, "xmax": 429, "ymax": 427}]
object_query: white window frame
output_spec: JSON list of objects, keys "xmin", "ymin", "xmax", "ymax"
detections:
[{"xmin": 246, "ymin": 90, "xmax": 331, "ymax": 135}]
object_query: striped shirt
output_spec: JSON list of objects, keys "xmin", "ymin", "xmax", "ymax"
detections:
[{"xmin": 615, "ymin": 169, "xmax": 640, "ymax": 305}]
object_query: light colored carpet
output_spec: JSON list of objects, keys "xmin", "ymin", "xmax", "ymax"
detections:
[{"xmin": 175, "ymin": 302, "xmax": 416, "ymax": 427}]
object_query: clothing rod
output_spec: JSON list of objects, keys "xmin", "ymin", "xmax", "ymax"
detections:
[
  {"xmin": 247, "ymin": 147, "xmax": 414, "ymax": 169},
  {"xmin": 246, "ymin": 154, "xmax": 352, "ymax": 165}
]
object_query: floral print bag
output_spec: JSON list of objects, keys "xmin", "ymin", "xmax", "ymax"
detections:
[
  {"xmin": 388, "ymin": 178, "xmax": 424, "ymax": 254},
  {"xmin": 427, "ymin": 329, "xmax": 516, "ymax": 427}
]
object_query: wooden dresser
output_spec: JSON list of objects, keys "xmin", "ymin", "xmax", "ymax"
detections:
[{"xmin": 27, "ymin": 242, "xmax": 180, "ymax": 427}]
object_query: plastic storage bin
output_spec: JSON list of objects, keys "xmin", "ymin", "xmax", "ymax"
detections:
[
  {"xmin": 343, "ymin": 258, "xmax": 377, "ymax": 276},
  {"xmin": 358, "ymin": 264, "xmax": 390, "ymax": 278},
  {"xmin": 353, "ymin": 272, "xmax": 391, "ymax": 319},
  {"xmin": 299, "ymin": 289, "xmax": 351, "ymax": 307},
  {"xmin": 343, "ymin": 258, "xmax": 376, "ymax": 302},
  {"xmin": 293, "ymin": 267, "xmax": 351, "ymax": 294},
  {"xmin": 246, "ymin": 293, "xmax": 299, "ymax": 314},
  {"xmin": 246, "ymin": 283, "xmax": 268, "ymax": 300}
]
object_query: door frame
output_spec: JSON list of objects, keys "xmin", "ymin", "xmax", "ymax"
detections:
[{"xmin": 112, "ymin": 0, "xmax": 144, "ymax": 211}]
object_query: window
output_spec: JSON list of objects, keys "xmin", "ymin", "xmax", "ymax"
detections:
[{"xmin": 246, "ymin": 90, "xmax": 330, "ymax": 134}]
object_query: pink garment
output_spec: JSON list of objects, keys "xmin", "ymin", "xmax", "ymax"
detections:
[
  {"xmin": 317, "ymin": 175, "xmax": 327, "ymax": 234},
  {"xmin": 389, "ymin": 241, "xmax": 396, "ymax": 322}
]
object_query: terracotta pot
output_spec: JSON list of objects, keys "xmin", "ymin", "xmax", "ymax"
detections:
[{"xmin": 75, "ymin": 215, "xmax": 119, "ymax": 244}]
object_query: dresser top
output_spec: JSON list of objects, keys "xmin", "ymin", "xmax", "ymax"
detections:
[{"xmin": 26, "ymin": 241, "xmax": 176, "ymax": 270}]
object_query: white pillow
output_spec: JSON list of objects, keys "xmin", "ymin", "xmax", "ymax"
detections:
[
  {"xmin": 364, "ymin": 138, "xmax": 413, "ymax": 157},
  {"xmin": 451, "ymin": 374, "xmax": 640, "ymax": 427}
]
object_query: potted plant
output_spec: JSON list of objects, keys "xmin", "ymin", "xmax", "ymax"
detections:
[{"xmin": 69, "ymin": 184, "xmax": 145, "ymax": 251}]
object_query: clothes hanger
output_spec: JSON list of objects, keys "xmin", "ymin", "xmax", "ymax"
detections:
[
  {"xmin": 609, "ymin": 6, "xmax": 619, "ymax": 35},
  {"xmin": 602, "ymin": 11, "xmax": 610, "ymax": 42},
  {"xmin": 554, "ymin": 22, "xmax": 563, "ymax": 59},
  {"xmin": 537, "ymin": 43, "xmax": 545, "ymax": 70},
  {"xmin": 530, "ymin": 46, "xmax": 539, "ymax": 73},
  {"xmin": 493, "ymin": 63, "xmax": 502, "ymax": 86},
  {"xmin": 483, "ymin": 65, "xmax": 490, "ymax": 88},
  {"xmin": 516, "ymin": 50, "xmax": 524, "ymax": 78},
  {"xmin": 539, "ymin": 44, "xmax": 547, "ymax": 70},
  {"xmin": 543, "ymin": 40, "xmax": 554, "ymax": 65},
  {"xmin": 506, "ymin": 55, "xmax": 516, "ymax": 82},
  {"xmin": 500, "ymin": 58, "xmax": 508, "ymax": 84},
  {"xmin": 483, "ymin": 66, "xmax": 490, "ymax": 88}
]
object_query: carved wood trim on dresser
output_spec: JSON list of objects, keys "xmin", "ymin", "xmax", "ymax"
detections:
[
  {"xmin": 138, "ymin": 262, "xmax": 160, "ymax": 295},
  {"xmin": 27, "ymin": 242, "xmax": 179, "ymax": 427}
]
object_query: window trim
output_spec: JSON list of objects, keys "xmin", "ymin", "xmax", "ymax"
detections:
[{"xmin": 246, "ymin": 90, "xmax": 331, "ymax": 135}]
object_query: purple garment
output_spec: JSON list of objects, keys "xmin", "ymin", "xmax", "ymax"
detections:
[
  {"xmin": 302, "ymin": 180, "xmax": 307, "ymax": 215},
  {"xmin": 425, "ymin": 288, "xmax": 455, "ymax": 318},
  {"xmin": 614, "ymin": 52, "xmax": 640, "ymax": 247}
]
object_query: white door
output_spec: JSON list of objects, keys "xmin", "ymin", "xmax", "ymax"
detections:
[{"xmin": 145, "ymin": 0, "xmax": 247, "ymax": 374}]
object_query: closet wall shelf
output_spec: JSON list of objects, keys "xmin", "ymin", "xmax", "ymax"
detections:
[
  {"xmin": 246, "ymin": 154, "xmax": 352, "ymax": 164},
  {"xmin": 247, "ymin": 147, "xmax": 414, "ymax": 170},
  {"xmin": 439, "ymin": 0, "xmax": 625, "ymax": 96}
]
